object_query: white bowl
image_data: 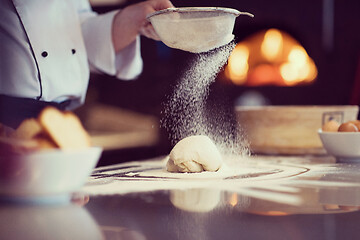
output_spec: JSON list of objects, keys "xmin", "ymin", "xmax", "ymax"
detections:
[
  {"xmin": 318, "ymin": 130, "xmax": 360, "ymax": 162},
  {"xmin": 147, "ymin": 7, "xmax": 253, "ymax": 53},
  {"xmin": 0, "ymin": 147, "xmax": 102, "ymax": 202}
]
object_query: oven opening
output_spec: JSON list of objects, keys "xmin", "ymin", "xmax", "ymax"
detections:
[{"xmin": 224, "ymin": 28, "xmax": 318, "ymax": 87}]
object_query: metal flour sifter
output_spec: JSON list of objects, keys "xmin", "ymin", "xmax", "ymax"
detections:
[{"xmin": 147, "ymin": 7, "xmax": 254, "ymax": 53}]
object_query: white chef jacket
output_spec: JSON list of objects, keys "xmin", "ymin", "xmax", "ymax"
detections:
[{"xmin": 0, "ymin": 0, "xmax": 143, "ymax": 109}]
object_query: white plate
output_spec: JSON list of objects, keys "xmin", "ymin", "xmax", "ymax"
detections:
[
  {"xmin": 318, "ymin": 129, "xmax": 360, "ymax": 162},
  {"xmin": 0, "ymin": 147, "xmax": 102, "ymax": 203}
]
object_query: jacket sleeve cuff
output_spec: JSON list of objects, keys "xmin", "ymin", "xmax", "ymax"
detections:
[{"xmin": 81, "ymin": 10, "xmax": 143, "ymax": 79}]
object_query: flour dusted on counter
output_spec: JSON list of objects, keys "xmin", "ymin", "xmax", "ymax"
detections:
[{"xmin": 161, "ymin": 41, "xmax": 249, "ymax": 159}]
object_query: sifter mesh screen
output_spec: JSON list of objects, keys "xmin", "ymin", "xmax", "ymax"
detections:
[{"xmin": 147, "ymin": 7, "xmax": 254, "ymax": 53}]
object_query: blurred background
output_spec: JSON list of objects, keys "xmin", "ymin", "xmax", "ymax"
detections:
[{"xmin": 79, "ymin": 0, "xmax": 360, "ymax": 166}]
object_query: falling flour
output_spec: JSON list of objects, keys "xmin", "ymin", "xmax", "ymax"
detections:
[{"xmin": 161, "ymin": 41, "xmax": 250, "ymax": 161}]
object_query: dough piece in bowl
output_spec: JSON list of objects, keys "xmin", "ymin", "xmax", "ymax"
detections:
[
  {"xmin": 166, "ymin": 135, "xmax": 223, "ymax": 173},
  {"xmin": 38, "ymin": 107, "xmax": 91, "ymax": 149}
]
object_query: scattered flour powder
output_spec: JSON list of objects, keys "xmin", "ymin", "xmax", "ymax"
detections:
[{"xmin": 161, "ymin": 41, "xmax": 250, "ymax": 160}]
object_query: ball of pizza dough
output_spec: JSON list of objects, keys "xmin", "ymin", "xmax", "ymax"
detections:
[{"xmin": 166, "ymin": 135, "xmax": 223, "ymax": 173}]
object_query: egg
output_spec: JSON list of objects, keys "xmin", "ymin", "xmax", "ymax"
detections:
[
  {"xmin": 338, "ymin": 122, "xmax": 359, "ymax": 132},
  {"xmin": 322, "ymin": 120, "xmax": 340, "ymax": 132},
  {"xmin": 349, "ymin": 120, "xmax": 360, "ymax": 130}
]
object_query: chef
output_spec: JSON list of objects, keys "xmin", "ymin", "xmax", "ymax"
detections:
[{"xmin": 0, "ymin": 0, "xmax": 174, "ymax": 128}]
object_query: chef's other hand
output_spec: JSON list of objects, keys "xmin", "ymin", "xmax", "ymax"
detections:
[{"xmin": 112, "ymin": 0, "xmax": 174, "ymax": 52}]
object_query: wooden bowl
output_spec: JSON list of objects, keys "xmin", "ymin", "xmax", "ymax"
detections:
[{"xmin": 235, "ymin": 105, "xmax": 359, "ymax": 155}]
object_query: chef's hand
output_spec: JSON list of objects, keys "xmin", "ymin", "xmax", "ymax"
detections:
[
  {"xmin": 112, "ymin": 0, "xmax": 174, "ymax": 53},
  {"xmin": 71, "ymin": 192, "xmax": 90, "ymax": 206}
]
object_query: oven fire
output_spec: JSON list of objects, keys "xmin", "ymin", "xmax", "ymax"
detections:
[{"xmin": 225, "ymin": 28, "xmax": 318, "ymax": 87}]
